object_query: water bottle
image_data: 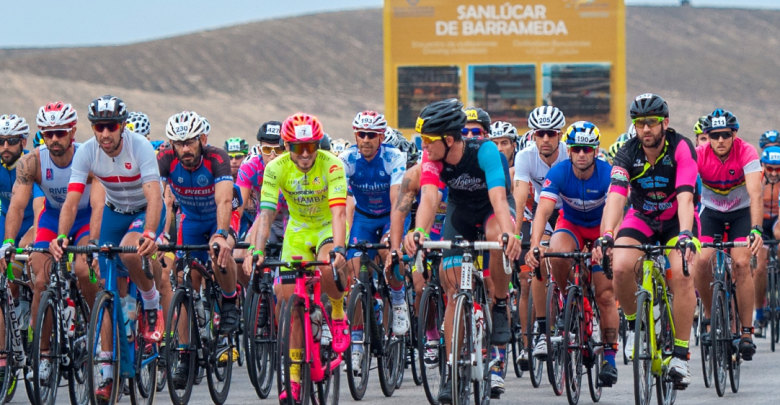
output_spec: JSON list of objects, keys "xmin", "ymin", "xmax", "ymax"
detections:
[
  {"xmin": 311, "ymin": 306, "xmax": 323, "ymax": 342},
  {"xmin": 64, "ymin": 298, "xmax": 76, "ymax": 338},
  {"xmin": 321, "ymin": 322, "xmax": 332, "ymax": 346},
  {"xmin": 583, "ymin": 298, "xmax": 593, "ymax": 337},
  {"xmin": 653, "ymin": 298, "xmax": 661, "ymax": 339},
  {"xmin": 125, "ymin": 295, "xmax": 137, "ymax": 339},
  {"xmin": 374, "ymin": 298, "xmax": 383, "ymax": 325}
]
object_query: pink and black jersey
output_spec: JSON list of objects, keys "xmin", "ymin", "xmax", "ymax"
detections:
[{"xmin": 696, "ymin": 137, "xmax": 760, "ymax": 212}]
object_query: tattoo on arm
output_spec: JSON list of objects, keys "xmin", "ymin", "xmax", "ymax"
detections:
[
  {"xmin": 15, "ymin": 154, "xmax": 37, "ymax": 186},
  {"xmin": 395, "ymin": 177, "xmax": 415, "ymax": 215}
]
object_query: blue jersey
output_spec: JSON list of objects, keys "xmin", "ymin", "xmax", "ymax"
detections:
[
  {"xmin": 157, "ymin": 145, "xmax": 233, "ymax": 222},
  {"xmin": 540, "ymin": 159, "xmax": 611, "ymax": 228},
  {"xmin": 0, "ymin": 150, "xmax": 42, "ymax": 219},
  {"xmin": 339, "ymin": 144, "xmax": 406, "ymax": 216}
]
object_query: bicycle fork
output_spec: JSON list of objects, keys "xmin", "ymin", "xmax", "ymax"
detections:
[{"xmin": 5, "ymin": 293, "xmax": 26, "ymax": 370}]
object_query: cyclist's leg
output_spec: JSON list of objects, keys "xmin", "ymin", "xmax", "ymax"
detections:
[
  {"xmin": 754, "ymin": 245, "xmax": 768, "ymax": 335},
  {"xmin": 727, "ymin": 212, "xmax": 757, "ymax": 353},
  {"xmin": 695, "ymin": 207, "xmax": 725, "ymax": 319},
  {"xmin": 71, "ymin": 214, "xmax": 99, "ymax": 308},
  {"xmin": 530, "ymin": 224, "xmax": 553, "ymax": 349},
  {"xmin": 545, "ymin": 218, "xmax": 580, "ymax": 287},
  {"xmin": 664, "ymin": 220, "xmax": 699, "ymax": 363},
  {"xmin": 517, "ymin": 220, "xmax": 532, "ymax": 348},
  {"xmin": 209, "ymin": 229, "xmax": 239, "ymax": 332},
  {"xmin": 613, "ymin": 210, "xmax": 655, "ymax": 319}
]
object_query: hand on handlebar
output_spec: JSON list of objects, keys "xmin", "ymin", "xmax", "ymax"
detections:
[
  {"xmin": 591, "ymin": 235, "xmax": 613, "ymax": 265},
  {"xmin": 244, "ymin": 249, "xmax": 259, "ymax": 276},
  {"xmin": 749, "ymin": 232, "xmax": 763, "ymax": 257},
  {"xmin": 501, "ymin": 233, "xmax": 522, "ymax": 261},
  {"xmin": 331, "ymin": 248, "xmax": 347, "ymax": 271},
  {"xmin": 49, "ymin": 237, "xmax": 69, "ymax": 261},
  {"xmin": 525, "ymin": 244, "xmax": 541, "ymax": 269},
  {"xmin": 210, "ymin": 236, "xmax": 232, "ymax": 268},
  {"xmin": 403, "ymin": 231, "xmax": 425, "ymax": 257},
  {"xmin": 137, "ymin": 236, "xmax": 157, "ymax": 258}
]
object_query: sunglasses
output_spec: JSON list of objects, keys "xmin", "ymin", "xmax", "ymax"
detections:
[
  {"xmin": 461, "ymin": 128, "xmax": 484, "ymax": 136},
  {"xmin": 708, "ymin": 131, "xmax": 733, "ymax": 140},
  {"xmin": 765, "ymin": 166, "xmax": 780, "ymax": 174},
  {"xmin": 92, "ymin": 122, "xmax": 123, "ymax": 133},
  {"xmin": 0, "ymin": 137, "xmax": 22, "ymax": 146},
  {"xmin": 41, "ymin": 128, "xmax": 72, "ymax": 139},
  {"xmin": 260, "ymin": 145, "xmax": 285, "ymax": 155},
  {"xmin": 421, "ymin": 134, "xmax": 444, "ymax": 145},
  {"xmin": 171, "ymin": 138, "xmax": 200, "ymax": 148},
  {"xmin": 632, "ymin": 116, "xmax": 665, "ymax": 128},
  {"xmin": 356, "ymin": 131, "xmax": 381, "ymax": 140},
  {"xmin": 288, "ymin": 142, "xmax": 319, "ymax": 155},
  {"xmin": 570, "ymin": 145, "xmax": 596, "ymax": 154},
  {"xmin": 533, "ymin": 130, "xmax": 560, "ymax": 139},
  {"xmin": 229, "ymin": 153, "xmax": 246, "ymax": 160}
]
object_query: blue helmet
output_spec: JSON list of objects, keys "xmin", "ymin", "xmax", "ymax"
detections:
[
  {"xmin": 702, "ymin": 109, "xmax": 739, "ymax": 133},
  {"xmin": 760, "ymin": 130, "xmax": 779, "ymax": 149},
  {"xmin": 761, "ymin": 146, "xmax": 780, "ymax": 165}
]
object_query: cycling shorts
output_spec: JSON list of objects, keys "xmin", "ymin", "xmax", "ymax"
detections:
[
  {"xmin": 700, "ymin": 206, "xmax": 751, "ymax": 244},
  {"xmin": 441, "ymin": 201, "xmax": 515, "ymax": 270},
  {"xmin": 35, "ymin": 207, "xmax": 90, "ymax": 248},
  {"xmin": 99, "ymin": 206, "xmax": 167, "ymax": 278},
  {"xmin": 0, "ymin": 214, "xmax": 34, "ymax": 246},
  {"xmin": 553, "ymin": 216, "xmax": 602, "ymax": 272},
  {"xmin": 281, "ymin": 220, "xmax": 349, "ymax": 267},
  {"xmin": 616, "ymin": 208, "xmax": 700, "ymax": 248},
  {"xmin": 347, "ymin": 211, "xmax": 390, "ymax": 260}
]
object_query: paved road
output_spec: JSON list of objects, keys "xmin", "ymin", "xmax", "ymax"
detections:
[{"xmin": 34, "ymin": 332, "xmax": 780, "ymax": 405}]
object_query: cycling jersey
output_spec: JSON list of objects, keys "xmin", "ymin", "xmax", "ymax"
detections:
[
  {"xmin": 513, "ymin": 141, "xmax": 568, "ymax": 207},
  {"xmin": 339, "ymin": 144, "xmax": 406, "ymax": 216},
  {"xmin": 237, "ymin": 154, "xmax": 288, "ymax": 213},
  {"xmin": 39, "ymin": 144, "xmax": 91, "ymax": 214},
  {"xmin": 609, "ymin": 129, "xmax": 698, "ymax": 221},
  {"xmin": 540, "ymin": 159, "xmax": 611, "ymax": 228},
  {"xmin": 68, "ymin": 130, "xmax": 162, "ymax": 213},
  {"xmin": 0, "ymin": 150, "xmax": 43, "ymax": 243},
  {"xmin": 157, "ymin": 145, "xmax": 233, "ymax": 222},
  {"xmin": 762, "ymin": 177, "xmax": 780, "ymax": 220},
  {"xmin": 696, "ymin": 137, "xmax": 760, "ymax": 212}
]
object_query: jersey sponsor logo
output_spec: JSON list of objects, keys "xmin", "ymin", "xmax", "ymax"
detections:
[
  {"xmin": 197, "ymin": 175, "xmax": 209, "ymax": 187},
  {"xmin": 46, "ymin": 168, "xmax": 53, "ymax": 180},
  {"xmin": 542, "ymin": 178, "xmax": 552, "ymax": 188},
  {"xmin": 642, "ymin": 201, "xmax": 673, "ymax": 212},
  {"xmin": 329, "ymin": 164, "xmax": 342, "ymax": 173},
  {"xmin": 423, "ymin": 162, "xmax": 440, "ymax": 176},
  {"xmin": 647, "ymin": 191, "xmax": 667, "ymax": 200},
  {"xmin": 638, "ymin": 176, "xmax": 669, "ymax": 189},
  {"xmin": 729, "ymin": 169, "xmax": 736, "ymax": 176},
  {"xmin": 47, "ymin": 187, "xmax": 67, "ymax": 197},
  {"xmin": 662, "ymin": 155, "xmax": 672, "ymax": 165},
  {"xmin": 633, "ymin": 159, "xmax": 644, "ymax": 167},
  {"xmin": 125, "ymin": 162, "xmax": 132, "ymax": 170},
  {"xmin": 294, "ymin": 125, "xmax": 312, "ymax": 139},
  {"xmin": 129, "ymin": 218, "xmax": 144, "ymax": 230},
  {"xmin": 448, "ymin": 173, "xmax": 486, "ymax": 191},
  {"xmin": 610, "ymin": 167, "xmax": 628, "ymax": 182}
]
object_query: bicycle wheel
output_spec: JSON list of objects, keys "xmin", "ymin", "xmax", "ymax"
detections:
[
  {"xmin": 586, "ymin": 298, "xmax": 602, "ymax": 403},
  {"xmin": 313, "ymin": 319, "xmax": 340, "ymax": 405},
  {"xmin": 633, "ymin": 292, "xmax": 653, "ymax": 405},
  {"xmin": 655, "ymin": 294, "xmax": 675, "ymax": 405},
  {"xmin": 418, "ymin": 285, "xmax": 444, "ymax": 405},
  {"xmin": 129, "ymin": 300, "xmax": 158, "ymax": 405},
  {"xmin": 699, "ymin": 304, "xmax": 713, "ymax": 388},
  {"xmin": 619, "ymin": 308, "xmax": 629, "ymax": 365},
  {"xmin": 474, "ymin": 299, "xmax": 492, "ymax": 405},
  {"xmin": 165, "ymin": 289, "xmax": 196, "ymax": 405},
  {"xmin": 509, "ymin": 287, "xmax": 523, "ymax": 378},
  {"xmin": 205, "ymin": 296, "xmax": 233, "ymax": 405},
  {"xmin": 0, "ymin": 298, "xmax": 15, "ymax": 405},
  {"xmin": 68, "ymin": 295, "xmax": 90, "ymax": 405},
  {"xmin": 279, "ymin": 294, "xmax": 312, "ymax": 405},
  {"xmin": 346, "ymin": 283, "xmax": 371, "ymax": 400},
  {"xmin": 236, "ymin": 285, "xmax": 245, "ymax": 368},
  {"xmin": 563, "ymin": 289, "xmax": 583, "ymax": 405},
  {"xmin": 546, "ymin": 282, "xmax": 564, "ymax": 396},
  {"xmin": 87, "ymin": 291, "xmax": 121, "ymax": 405},
  {"xmin": 32, "ymin": 290, "xmax": 61, "ymax": 405},
  {"xmin": 727, "ymin": 285, "xmax": 740, "ymax": 394},
  {"xmin": 710, "ymin": 283, "xmax": 728, "ymax": 397},
  {"xmin": 770, "ymin": 268, "xmax": 778, "ymax": 352},
  {"xmin": 378, "ymin": 294, "xmax": 402, "ymax": 397},
  {"xmin": 526, "ymin": 289, "xmax": 543, "ymax": 388},
  {"xmin": 406, "ymin": 283, "xmax": 423, "ymax": 386},
  {"xmin": 451, "ymin": 295, "xmax": 473, "ymax": 405},
  {"xmin": 247, "ymin": 288, "xmax": 276, "ymax": 399}
]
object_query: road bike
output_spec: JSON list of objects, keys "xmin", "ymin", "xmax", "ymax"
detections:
[{"xmin": 0, "ymin": 250, "xmax": 35, "ymax": 404}]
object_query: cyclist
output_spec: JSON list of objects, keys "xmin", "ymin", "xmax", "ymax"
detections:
[
  {"xmin": 463, "ymin": 107, "xmax": 491, "ymax": 139},
  {"xmin": 403, "ymin": 99, "xmax": 522, "ymax": 403},
  {"xmin": 126, "ymin": 111, "xmax": 151, "ymax": 139},
  {"xmin": 525, "ymin": 121, "xmax": 620, "ymax": 386},
  {"xmin": 756, "ymin": 146, "xmax": 780, "ymax": 337},
  {"xmin": 49, "ymin": 95, "xmax": 167, "ymax": 399},
  {"xmin": 0, "ymin": 114, "xmax": 41, "ymax": 247},
  {"xmin": 320, "ymin": 132, "xmax": 333, "ymax": 153},
  {"xmin": 760, "ymin": 130, "xmax": 780, "ymax": 150},
  {"xmin": 693, "ymin": 115, "xmax": 708, "ymax": 147},
  {"xmin": 512, "ymin": 106, "xmax": 568, "ymax": 361},
  {"xmin": 592, "ymin": 93, "xmax": 699, "ymax": 387},
  {"xmin": 248, "ymin": 113, "xmax": 349, "ymax": 403},
  {"xmin": 341, "ymin": 110, "xmax": 408, "ymax": 369},
  {"xmin": 332, "ymin": 138, "xmax": 350, "ymax": 155},
  {"xmin": 489, "ymin": 121, "xmax": 518, "ymax": 177},
  {"xmin": 694, "ymin": 109, "xmax": 762, "ymax": 360}
]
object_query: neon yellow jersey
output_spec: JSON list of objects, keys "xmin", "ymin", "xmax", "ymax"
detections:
[{"xmin": 259, "ymin": 150, "xmax": 347, "ymax": 228}]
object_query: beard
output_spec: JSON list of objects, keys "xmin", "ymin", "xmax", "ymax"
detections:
[{"xmin": 0, "ymin": 150, "xmax": 21, "ymax": 166}]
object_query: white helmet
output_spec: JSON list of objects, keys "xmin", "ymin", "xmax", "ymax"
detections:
[
  {"xmin": 627, "ymin": 123, "xmax": 637, "ymax": 139},
  {"xmin": 36, "ymin": 102, "xmax": 78, "ymax": 128},
  {"xmin": 332, "ymin": 139, "xmax": 350, "ymax": 154},
  {"xmin": 0, "ymin": 115, "xmax": 30, "ymax": 138},
  {"xmin": 528, "ymin": 106, "xmax": 566, "ymax": 130},
  {"xmin": 488, "ymin": 121, "xmax": 518, "ymax": 141},
  {"xmin": 518, "ymin": 129, "xmax": 535, "ymax": 151},
  {"xmin": 249, "ymin": 144, "xmax": 262, "ymax": 157},
  {"xmin": 352, "ymin": 110, "xmax": 387, "ymax": 133},
  {"xmin": 126, "ymin": 111, "xmax": 150, "ymax": 137},
  {"xmin": 384, "ymin": 127, "xmax": 404, "ymax": 148},
  {"xmin": 165, "ymin": 111, "xmax": 205, "ymax": 142},
  {"xmin": 201, "ymin": 116, "xmax": 211, "ymax": 136}
]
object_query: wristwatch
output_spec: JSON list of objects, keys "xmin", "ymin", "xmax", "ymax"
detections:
[
  {"xmin": 752, "ymin": 225, "xmax": 764, "ymax": 234},
  {"xmin": 142, "ymin": 230, "xmax": 156, "ymax": 241},
  {"xmin": 214, "ymin": 229, "xmax": 229, "ymax": 239},
  {"xmin": 333, "ymin": 246, "xmax": 346, "ymax": 257}
]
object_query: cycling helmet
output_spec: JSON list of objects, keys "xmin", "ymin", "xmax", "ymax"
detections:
[
  {"xmin": 616, "ymin": 133, "xmax": 632, "ymax": 143},
  {"xmin": 224, "ymin": 137, "xmax": 249, "ymax": 154},
  {"xmin": 33, "ymin": 131, "xmax": 44, "ymax": 148},
  {"xmin": 332, "ymin": 139, "xmax": 350, "ymax": 155},
  {"xmin": 87, "ymin": 95, "xmax": 128, "ymax": 123},
  {"xmin": 384, "ymin": 127, "xmax": 404, "ymax": 148},
  {"xmin": 607, "ymin": 141, "xmax": 625, "ymax": 161},
  {"xmin": 320, "ymin": 133, "xmax": 332, "ymax": 151},
  {"xmin": 281, "ymin": 113, "xmax": 324, "ymax": 144},
  {"xmin": 0, "ymin": 115, "xmax": 30, "ymax": 138},
  {"xmin": 464, "ymin": 107, "xmax": 491, "ymax": 131},
  {"xmin": 249, "ymin": 144, "xmax": 262, "ymax": 157},
  {"xmin": 126, "ymin": 111, "xmax": 150, "ymax": 137},
  {"xmin": 165, "ymin": 111, "xmax": 205, "ymax": 141},
  {"xmin": 488, "ymin": 121, "xmax": 518, "ymax": 140},
  {"xmin": 150, "ymin": 140, "xmax": 165, "ymax": 152},
  {"xmin": 761, "ymin": 146, "xmax": 780, "ymax": 165},
  {"xmin": 528, "ymin": 106, "xmax": 566, "ymax": 130},
  {"xmin": 158, "ymin": 142, "xmax": 172, "ymax": 153},
  {"xmin": 257, "ymin": 120, "xmax": 283, "ymax": 144},
  {"xmin": 627, "ymin": 123, "xmax": 637, "ymax": 138},
  {"xmin": 416, "ymin": 98, "xmax": 467, "ymax": 136},
  {"xmin": 398, "ymin": 139, "xmax": 420, "ymax": 163},
  {"xmin": 352, "ymin": 111, "xmax": 387, "ymax": 133},
  {"xmin": 693, "ymin": 116, "xmax": 708, "ymax": 136},
  {"xmin": 597, "ymin": 148, "xmax": 609, "ymax": 162},
  {"xmin": 564, "ymin": 121, "xmax": 601, "ymax": 147},
  {"xmin": 201, "ymin": 116, "xmax": 211, "ymax": 136},
  {"xmin": 760, "ymin": 130, "xmax": 780, "ymax": 149},
  {"xmin": 629, "ymin": 93, "xmax": 668, "ymax": 119},
  {"xmin": 518, "ymin": 130, "xmax": 535, "ymax": 151},
  {"xmin": 36, "ymin": 102, "xmax": 77, "ymax": 128},
  {"xmin": 702, "ymin": 109, "xmax": 739, "ymax": 133}
]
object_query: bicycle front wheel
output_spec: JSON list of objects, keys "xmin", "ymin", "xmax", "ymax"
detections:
[
  {"xmin": 727, "ymin": 284, "xmax": 740, "ymax": 394},
  {"xmin": 32, "ymin": 290, "xmax": 61, "ymax": 405},
  {"xmin": 451, "ymin": 295, "xmax": 473, "ymax": 405},
  {"xmin": 279, "ymin": 294, "xmax": 312, "ymax": 405},
  {"xmin": 346, "ymin": 283, "xmax": 371, "ymax": 400},
  {"xmin": 509, "ymin": 286, "xmax": 523, "ymax": 378},
  {"xmin": 165, "ymin": 289, "xmax": 196, "ymax": 405},
  {"xmin": 526, "ymin": 288, "xmax": 543, "ymax": 388},
  {"xmin": 418, "ymin": 285, "xmax": 444, "ymax": 405},
  {"xmin": 546, "ymin": 282, "xmax": 564, "ymax": 396},
  {"xmin": 87, "ymin": 291, "xmax": 121, "ymax": 405},
  {"xmin": 129, "ymin": 300, "xmax": 158, "ymax": 405},
  {"xmin": 205, "ymin": 296, "xmax": 233, "ymax": 405},
  {"xmin": 699, "ymin": 299, "xmax": 713, "ymax": 388},
  {"xmin": 68, "ymin": 295, "xmax": 91, "ymax": 405},
  {"xmin": 632, "ymin": 292, "xmax": 653, "ymax": 405},
  {"xmin": 563, "ymin": 289, "xmax": 583, "ymax": 405},
  {"xmin": 247, "ymin": 287, "xmax": 276, "ymax": 399},
  {"xmin": 710, "ymin": 283, "xmax": 728, "ymax": 397},
  {"xmin": 0, "ymin": 297, "xmax": 16, "ymax": 405},
  {"xmin": 378, "ymin": 294, "xmax": 402, "ymax": 397}
]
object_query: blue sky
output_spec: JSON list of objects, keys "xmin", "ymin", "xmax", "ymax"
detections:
[{"xmin": 1, "ymin": 0, "xmax": 777, "ymax": 48}]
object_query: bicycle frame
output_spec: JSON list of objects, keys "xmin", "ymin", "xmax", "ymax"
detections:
[{"xmin": 638, "ymin": 255, "xmax": 675, "ymax": 377}]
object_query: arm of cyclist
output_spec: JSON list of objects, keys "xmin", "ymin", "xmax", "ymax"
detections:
[
  {"xmin": 512, "ymin": 180, "xmax": 530, "ymax": 236},
  {"xmin": 592, "ymin": 192, "xmax": 627, "ymax": 264},
  {"xmin": 479, "ymin": 141, "xmax": 521, "ymax": 259},
  {"xmin": 3, "ymin": 151, "xmax": 37, "ymax": 253},
  {"xmin": 210, "ymin": 180, "xmax": 234, "ymax": 267},
  {"xmin": 346, "ymin": 194, "xmax": 355, "ymax": 234},
  {"xmin": 160, "ymin": 183, "xmax": 174, "ymax": 244},
  {"xmin": 88, "ymin": 178, "xmax": 105, "ymax": 242},
  {"xmin": 330, "ymin": 204, "xmax": 348, "ymax": 270},
  {"xmin": 403, "ymin": 184, "xmax": 437, "ymax": 256},
  {"xmin": 525, "ymin": 197, "xmax": 555, "ymax": 269},
  {"xmin": 246, "ymin": 208, "xmax": 275, "ymax": 275},
  {"xmin": 747, "ymin": 170, "xmax": 764, "ymax": 254},
  {"xmin": 676, "ymin": 191, "xmax": 697, "ymax": 264},
  {"xmin": 138, "ymin": 181, "xmax": 162, "ymax": 257},
  {"xmin": 52, "ymin": 189, "xmax": 82, "ymax": 260}
]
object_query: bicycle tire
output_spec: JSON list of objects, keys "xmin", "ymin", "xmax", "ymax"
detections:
[
  {"xmin": 509, "ymin": 287, "xmax": 523, "ymax": 378},
  {"xmin": 633, "ymin": 292, "xmax": 653, "ymax": 405},
  {"xmin": 248, "ymin": 289, "xmax": 276, "ymax": 399},
  {"xmin": 545, "ymin": 282, "xmax": 564, "ymax": 396},
  {"xmin": 451, "ymin": 294, "xmax": 473, "ymax": 405},
  {"xmin": 87, "ymin": 291, "xmax": 121, "ymax": 405},
  {"xmin": 279, "ymin": 294, "xmax": 312, "ymax": 405},
  {"xmin": 165, "ymin": 289, "xmax": 196, "ymax": 405},
  {"xmin": 475, "ymin": 297, "xmax": 492, "ymax": 405},
  {"xmin": 655, "ymin": 292, "xmax": 675, "ymax": 405},
  {"xmin": 345, "ymin": 283, "xmax": 371, "ymax": 400},
  {"xmin": 313, "ymin": 345, "xmax": 340, "ymax": 405},
  {"xmin": 378, "ymin": 293, "xmax": 402, "ymax": 397},
  {"xmin": 205, "ymin": 294, "xmax": 233, "ymax": 405},
  {"xmin": 418, "ymin": 285, "xmax": 444, "ymax": 405},
  {"xmin": 129, "ymin": 300, "xmax": 158, "ymax": 405},
  {"xmin": 236, "ymin": 286, "xmax": 245, "ymax": 368},
  {"xmin": 406, "ymin": 282, "xmax": 423, "ymax": 387},
  {"xmin": 0, "ymin": 298, "xmax": 15, "ymax": 405},
  {"xmin": 563, "ymin": 288, "xmax": 583, "ymax": 405},
  {"xmin": 710, "ymin": 283, "xmax": 728, "ymax": 397},
  {"xmin": 32, "ymin": 290, "xmax": 61, "ymax": 405},
  {"xmin": 773, "ymin": 266, "xmax": 780, "ymax": 345},
  {"xmin": 699, "ymin": 299, "xmax": 713, "ymax": 387},
  {"xmin": 68, "ymin": 295, "xmax": 91, "ymax": 405},
  {"xmin": 770, "ymin": 268, "xmax": 778, "ymax": 351},
  {"xmin": 586, "ymin": 296, "xmax": 602, "ymax": 403},
  {"xmin": 727, "ymin": 283, "xmax": 740, "ymax": 394},
  {"xmin": 526, "ymin": 289, "xmax": 543, "ymax": 388}
]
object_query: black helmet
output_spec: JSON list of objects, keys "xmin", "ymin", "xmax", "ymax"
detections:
[
  {"xmin": 320, "ymin": 133, "xmax": 332, "ymax": 151},
  {"xmin": 464, "ymin": 107, "xmax": 491, "ymax": 131},
  {"xmin": 629, "ymin": 93, "xmax": 668, "ymax": 119},
  {"xmin": 416, "ymin": 99, "xmax": 467, "ymax": 138},
  {"xmin": 87, "ymin": 95, "xmax": 128, "ymax": 123},
  {"xmin": 257, "ymin": 120, "xmax": 283, "ymax": 144},
  {"xmin": 701, "ymin": 109, "xmax": 739, "ymax": 133}
]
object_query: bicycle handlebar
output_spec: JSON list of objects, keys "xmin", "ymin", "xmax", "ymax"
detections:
[{"xmin": 611, "ymin": 243, "xmax": 691, "ymax": 277}]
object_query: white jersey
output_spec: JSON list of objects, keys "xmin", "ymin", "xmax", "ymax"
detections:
[
  {"xmin": 68, "ymin": 130, "xmax": 162, "ymax": 213},
  {"xmin": 513, "ymin": 141, "xmax": 568, "ymax": 207},
  {"xmin": 39, "ymin": 143, "xmax": 91, "ymax": 211}
]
